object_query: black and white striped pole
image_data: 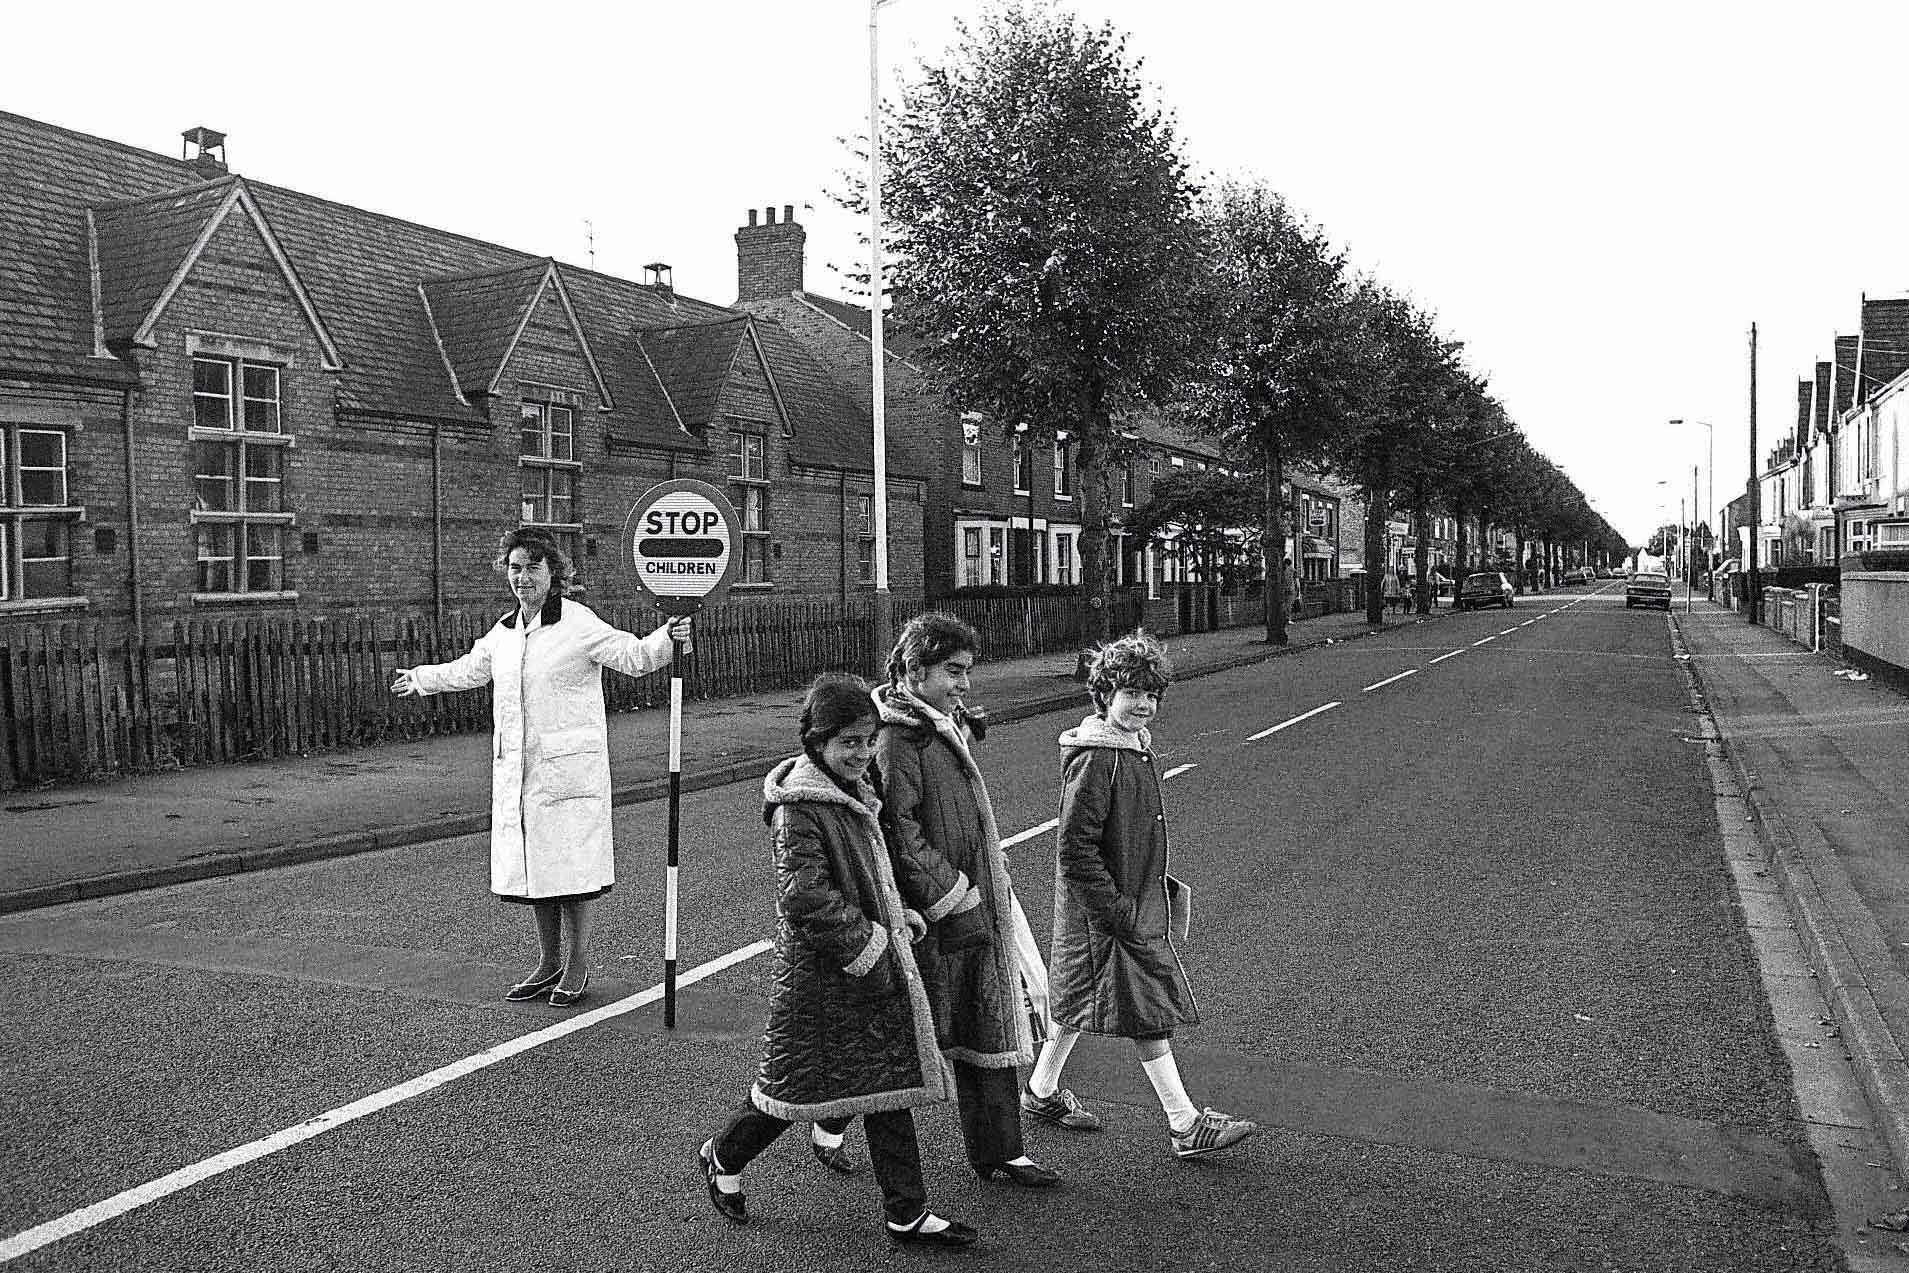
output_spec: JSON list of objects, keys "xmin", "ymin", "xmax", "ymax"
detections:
[{"xmin": 621, "ymin": 480, "xmax": 739, "ymax": 1029}]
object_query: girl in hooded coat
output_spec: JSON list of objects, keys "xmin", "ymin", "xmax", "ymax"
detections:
[
  {"xmin": 1024, "ymin": 633, "xmax": 1259, "ymax": 1161},
  {"xmin": 874, "ymin": 612, "xmax": 1058, "ymax": 1187},
  {"xmin": 697, "ymin": 674, "xmax": 982, "ymax": 1248}
]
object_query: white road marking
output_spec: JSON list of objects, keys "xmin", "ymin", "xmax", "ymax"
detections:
[
  {"xmin": 1000, "ymin": 819, "xmax": 1058, "ymax": 848},
  {"xmin": 1428, "ymin": 650, "xmax": 1465, "ymax": 665},
  {"xmin": 0, "ymin": 940, "xmax": 776, "ymax": 1264},
  {"xmin": 1472, "ymin": 635, "xmax": 1498, "ymax": 646},
  {"xmin": 1498, "ymin": 627, "xmax": 1519, "ymax": 635},
  {"xmin": 1162, "ymin": 763, "xmax": 1197, "ymax": 779},
  {"xmin": 1520, "ymin": 620, "xmax": 1535, "ymax": 627},
  {"xmin": 1247, "ymin": 701, "xmax": 1340, "ymax": 741},
  {"xmin": 1361, "ymin": 669, "xmax": 1419, "ymax": 693}
]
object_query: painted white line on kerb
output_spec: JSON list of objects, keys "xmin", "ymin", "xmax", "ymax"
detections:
[
  {"xmin": 1361, "ymin": 669, "xmax": 1419, "ymax": 693},
  {"xmin": 1162, "ymin": 763, "xmax": 1197, "ymax": 779},
  {"xmin": 1001, "ymin": 819, "xmax": 1058, "ymax": 849},
  {"xmin": 1428, "ymin": 650, "xmax": 1464, "ymax": 665},
  {"xmin": 1471, "ymin": 635, "xmax": 1498, "ymax": 646},
  {"xmin": 1247, "ymin": 701, "xmax": 1340, "ymax": 742},
  {"xmin": 0, "ymin": 941, "xmax": 774, "ymax": 1265}
]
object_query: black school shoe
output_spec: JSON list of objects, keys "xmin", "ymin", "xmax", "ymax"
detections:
[{"xmin": 698, "ymin": 1140, "xmax": 748, "ymax": 1225}]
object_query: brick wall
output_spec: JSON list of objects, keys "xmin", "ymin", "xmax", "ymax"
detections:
[{"xmin": 735, "ymin": 207, "xmax": 806, "ymax": 304}]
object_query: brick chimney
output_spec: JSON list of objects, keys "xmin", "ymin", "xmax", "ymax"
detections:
[
  {"xmin": 735, "ymin": 205, "xmax": 805, "ymax": 303},
  {"xmin": 181, "ymin": 126, "xmax": 227, "ymax": 176}
]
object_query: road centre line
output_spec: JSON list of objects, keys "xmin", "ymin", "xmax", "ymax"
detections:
[
  {"xmin": 1520, "ymin": 620, "xmax": 1535, "ymax": 627},
  {"xmin": 1000, "ymin": 819, "xmax": 1058, "ymax": 848},
  {"xmin": 1428, "ymin": 650, "xmax": 1464, "ymax": 665},
  {"xmin": 1162, "ymin": 763, "xmax": 1197, "ymax": 779},
  {"xmin": 1472, "ymin": 635, "xmax": 1498, "ymax": 646},
  {"xmin": 1497, "ymin": 626, "xmax": 1520, "ymax": 636},
  {"xmin": 0, "ymin": 940, "xmax": 776, "ymax": 1265},
  {"xmin": 1361, "ymin": 669, "xmax": 1419, "ymax": 693},
  {"xmin": 1247, "ymin": 701, "xmax": 1340, "ymax": 742}
]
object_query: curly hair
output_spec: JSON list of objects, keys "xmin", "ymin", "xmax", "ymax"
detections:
[
  {"xmin": 884, "ymin": 611, "xmax": 981, "ymax": 687},
  {"xmin": 799, "ymin": 673, "xmax": 879, "ymax": 757},
  {"xmin": 1087, "ymin": 631, "xmax": 1173, "ymax": 714},
  {"xmin": 493, "ymin": 527, "xmax": 576, "ymax": 595}
]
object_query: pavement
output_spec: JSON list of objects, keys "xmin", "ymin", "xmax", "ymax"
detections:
[
  {"xmin": 0, "ymin": 600, "xmax": 1449, "ymax": 914},
  {"xmin": 1673, "ymin": 594, "xmax": 1909, "ymax": 1187}
]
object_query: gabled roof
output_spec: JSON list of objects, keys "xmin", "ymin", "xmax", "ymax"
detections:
[
  {"xmin": 1833, "ymin": 335, "xmax": 1861, "ymax": 417},
  {"xmin": 635, "ymin": 316, "xmax": 754, "ymax": 431},
  {"xmin": 1796, "ymin": 377, "xmax": 1813, "ymax": 437},
  {"xmin": 88, "ymin": 175, "xmax": 344, "ymax": 368},
  {"xmin": 1811, "ymin": 362, "xmax": 1831, "ymax": 437},
  {"xmin": 419, "ymin": 259, "xmax": 613, "ymax": 406},
  {"xmin": 1859, "ymin": 297, "xmax": 1909, "ymax": 405}
]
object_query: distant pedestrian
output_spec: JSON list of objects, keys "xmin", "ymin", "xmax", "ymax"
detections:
[
  {"xmin": 696, "ymin": 674, "xmax": 980, "ymax": 1248},
  {"xmin": 1381, "ymin": 570, "xmax": 1404, "ymax": 615},
  {"xmin": 390, "ymin": 528, "xmax": 688, "ymax": 1008},
  {"xmin": 875, "ymin": 612, "xmax": 1058, "ymax": 1187},
  {"xmin": 1024, "ymin": 632, "xmax": 1259, "ymax": 1160}
]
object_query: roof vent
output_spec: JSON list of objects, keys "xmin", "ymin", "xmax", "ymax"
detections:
[
  {"xmin": 644, "ymin": 262, "xmax": 673, "ymax": 298},
  {"xmin": 181, "ymin": 126, "xmax": 227, "ymax": 175}
]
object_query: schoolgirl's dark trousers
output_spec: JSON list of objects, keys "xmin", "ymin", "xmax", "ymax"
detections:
[{"xmin": 710, "ymin": 1100, "xmax": 926, "ymax": 1225}]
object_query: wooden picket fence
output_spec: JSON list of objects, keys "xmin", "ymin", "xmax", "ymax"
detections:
[{"xmin": 0, "ymin": 591, "xmax": 1137, "ymax": 789}]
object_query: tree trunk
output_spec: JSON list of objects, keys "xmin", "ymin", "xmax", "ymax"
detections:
[
  {"xmin": 1264, "ymin": 441, "xmax": 1288, "ymax": 645},
  {"xmin": 1076, "ymin": 418, "xmax": 1112, "ymax": 645},
  {"xmin": 1453, "ymin": 496, "xmax": 1468, "ymax": 583},
  {"xmin": 1412, "ymin": 480, "xmax": 1432, "ymax": 615},
  {"xmin": 1364, "ymin": 482, "xmax": 1388, "ymax": 625},
  {"xmin": 1513, "ymin": 528, "xmax": 1527, "ymax": 593}
]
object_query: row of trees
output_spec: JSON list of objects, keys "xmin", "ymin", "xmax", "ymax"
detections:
[{"xmin": 861, "ymin": 5, "xmax": 1625, "ymax": 643}]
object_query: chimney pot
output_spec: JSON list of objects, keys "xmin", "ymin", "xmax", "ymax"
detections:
[
  {"xmin": 783, "ymin": 204, "xmax": 794, "ymax": 223},
  {"xmin": 747, "ymin": 209, "xmax": 758, "ymax": 227},
  {"xmin": 766, "ymin": 206, "xmax": 777, "ymax": 225}
]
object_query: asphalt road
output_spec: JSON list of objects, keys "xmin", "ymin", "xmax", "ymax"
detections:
[{"xmin": 0, "ymin": 587, "xmax": 1853, "ymax": 1271}]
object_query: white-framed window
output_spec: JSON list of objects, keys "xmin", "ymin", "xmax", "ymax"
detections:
[
  {"xmin": 725, "ymin": 420, "xmax": 771, "ymax": 586},
  {"xmin": 519, "ymin": 399, "xmax": 580, "ymax": 539},
  {"xmin": 1122, "ymin": 461, "xmax": 1135, "ymax": 507},
  {"xmin": 1171, "ymin": 456, "xmax": 1185, "ymax": 468},
  {"xmin": 856, "ymin": 494, "xmax": 875, "ymax": 585},
  {"xmin": 1877, "ymin": 522, "xmax": 1909, "ymax": 546},
  {"xmin": 190, "ymin": 356, "xmax": 293, "ymax": 597},
  {"xmin": 962, "ymin": 527, "xmax": 983, "ymax": 587},
  {"xmin": 1054, "ymin": 435, "xmax": 1074, "ymax": 499},
  {"xmin": 1147, "ymin": 455, "xmax": 1160, "ymax": 476},
  {"xmin": 1012, "ymin": 434, "xmax": 1031, "ymax": 494},
  {"xmin": 1054, "ymin": 530, "xmax": 1075, "ymax": 585},
  {"xmin": 1, "ymin": 425, "xmax": 80, "ymax": 602},
  {"xmin": 1849, "ymin": 519, "xmax": 1871, "ymax": 552},
  {"xmin": 729, "ymin": 427, "xmax": 765, "ymax": 481},
  {"xmin": 988, "ymin": 527, "xmax": 1005, "ymax": 585}
]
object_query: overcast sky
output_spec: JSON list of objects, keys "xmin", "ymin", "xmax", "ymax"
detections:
[{"xmin": 13, "ymin": 0, "xmax": 1909, "ymax": 543}]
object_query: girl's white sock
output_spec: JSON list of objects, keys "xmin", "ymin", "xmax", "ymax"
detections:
[
  {"xmin": 1141, "ymin": 1052, "xmax": 1198, "ymax": 1130},
  {"xmin": 1027, "ymin": 1028, "xmax": 1081, "ymax": 1097},
  {"xmin": 810, "ymin": 1124, "xmax": 844, "ymax": 1149}
]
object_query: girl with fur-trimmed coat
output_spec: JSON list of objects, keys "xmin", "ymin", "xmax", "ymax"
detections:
[
  {"xmin": 698, "ymin": 675, "xmax": 981, "ymax": 1248},
  {"xmin": 874, "ymin": 612, "xmax": 1058, "ymax": 1188}
]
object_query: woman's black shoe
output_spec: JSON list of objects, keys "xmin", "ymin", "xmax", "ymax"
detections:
[
  {"xmin": 699, "ymin": 1140, "xmax": 748, "ymax": 1225},
  {"xmin": 549, "ymin": 971, "xmax": 591, "ymax": 1008},
  {"xmin": 887, "ymin": 1213, "xmax": 977, "ymax": 1247},
  {"xmin": 973, "ymin": 1159, "xmax": 1061, "ymax": 1187},
  {"xmin": 811, "ymin": 1141, "xmax": 859, "ymax": 1174},
  {"xmin": 503, "ymin": 966, "xmax": 563, "ymax": 1002}
]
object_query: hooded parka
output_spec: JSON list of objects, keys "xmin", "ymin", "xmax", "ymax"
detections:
[
  {"xmin": 750, "ymin": 755, "xmax": 953, "ymax": 1121},
  {"xmin": 1050, "ymin": 714, "xmax": 1199, "ymax": 1038},
  {"xmin": 408, "ymin": 595, "xmax": 673, "ymax": 902},
  {"xmin": 873, "ymin": 684, "xmax": 1035, "ymax": 1070}
]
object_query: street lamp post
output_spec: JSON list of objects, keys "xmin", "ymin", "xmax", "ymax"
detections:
[
  {"xmin": 1669, "ymin": 418, "xmax": 1714, "ymax": 573},
  {"xmin": 867, "ymin": 0, "xmax": 901, "ymax": 668}
]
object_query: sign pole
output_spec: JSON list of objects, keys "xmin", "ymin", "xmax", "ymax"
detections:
[{"xmin": 620, "ymin": 479, "xmax": 739, "ymax": 1031}]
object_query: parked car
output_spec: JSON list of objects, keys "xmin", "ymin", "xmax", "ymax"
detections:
[
  {"xmin": 1625, "ymin": 571, "xmax": 1673, "ymax": 610},
  {"xmin": 1458, "ymin": 571, "xmax": 1515, "ymax": 610},
  {"xmin": 1564, "ymin": 566, "xmax": 1594, "ymax": 585}
]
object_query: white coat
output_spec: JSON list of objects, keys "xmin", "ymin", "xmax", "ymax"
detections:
[{"xmin": 410, "ymin": 595, "xmax": 675, "ymax": 901}]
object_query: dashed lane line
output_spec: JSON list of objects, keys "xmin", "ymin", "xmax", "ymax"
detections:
[
  {"xmin": 1472, "ymin": 635, "xmax": 1498, "ymax": 646},
  {"xmin": 1246, "ymin": 701, "xmax": 1341, "ymax": 741},
  {"xmin": 1162, "ymin": 763, "xmax": 1198, "ymax": 779},
  {"xmin": 1429, "ymin": 650, "xmax": 1465, "ymax": 665},
  {"xmin": 1361, "ymin": 669, "xmax": 1420, "ymax": 693},
  {"xmin": 0, "ymin": 940, "xmax": 776, "ymax": 1265},
  {"xmin": 1497, "ymin": 626, "xmax": 1520, "ymax": 636}
]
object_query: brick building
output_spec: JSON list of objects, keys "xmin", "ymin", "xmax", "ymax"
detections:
[
  {"xmin": 731, "ymin": 207, "xmax": 1346, "ymax": 599},
  {"xmin": 0, "ymin": 112, "xmax": 925, "ymax": 636}
]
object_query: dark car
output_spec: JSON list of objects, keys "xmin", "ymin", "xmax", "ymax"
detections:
[
  {"xmin": 1625, "ymin": 571, "xmax": 1672, "ymax": 610},
  {"xmin": 1457, "ymin": 571, "xmax": 1514, "ymax": 610}
]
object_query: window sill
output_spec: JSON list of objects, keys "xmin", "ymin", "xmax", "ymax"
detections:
[
  {"xmin": 729, "ymin": 583, "xmax": 776, "ymax": 593},
  {"xmin": 192, "ymin": 591, "xmax": 300, "ymax": 606},
  {"xmin": 190, "ymin": 510, "xmax": 296, "ymax": 525},
  {"xmin": 0, "ymin": 596, "xmax": 88, "ymax": 616},
  {"xmin": 960, "ymin": 481, "xmax": 984, "ymax": 490},
  {"xmin": 189, "ymin": 427, "xmax": 295, "ymax": 446},
  {"xmin": 1053, "ymin": 494, "xmax": 1074, "ymax": 502}
]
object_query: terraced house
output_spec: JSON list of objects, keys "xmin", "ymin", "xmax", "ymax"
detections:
[{"xmin": 0, "ymin": 112, "xmax": 926, "ymax": 636}]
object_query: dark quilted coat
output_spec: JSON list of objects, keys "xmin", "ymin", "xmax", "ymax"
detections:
[
  {"xmin": 874, "ymin": 684, "xmax": 1035, "ymax": 1070},
  {"xmin": 748, "ymin": 755, "xmax": 953, "ymax": 1121},
  {"xmin": 1049, "ymin": 715, "xmax": 1199, "ymax": 1038}
]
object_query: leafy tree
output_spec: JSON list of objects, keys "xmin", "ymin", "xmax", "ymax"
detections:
[
  {"xmin": 873, "ymin": 5, "xmax": 1210, "ymax": 640},
  {"xmin": 1124, "ymin": 467, "xmax": 1263, "ymax": 592},
  {"xmin": 1183, "ymin": 181, "xmax": 1359, "ymax": 644}
]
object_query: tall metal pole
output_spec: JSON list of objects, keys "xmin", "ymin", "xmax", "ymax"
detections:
[
  {"xmin": 868, "ymin": 0, "xmax": 891, "ymax": 597},
  {"xmin": 1688, "ymin": 464, "xmax": 1698, "ymax": 613},
  {"xmin": 1747, "ymin": 323, "xmax": 1760, "ymax": 623},
  {"xmin": 664, "ymin": 630, "xmax": 684, "ymax": 1028}
]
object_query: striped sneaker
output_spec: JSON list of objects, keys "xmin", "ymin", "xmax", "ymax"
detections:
[
  {"xmin": 1170, "ymin": 1108, "xmax": 1257, "ymax": 1159},
  {"xmin": 1020, "ymin": 1085, "xmax": 1105, "ymax": 1132}
]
